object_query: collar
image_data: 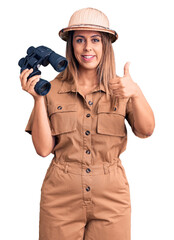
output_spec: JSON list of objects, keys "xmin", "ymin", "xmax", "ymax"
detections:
[{"xmin": 57, "ymin": 80, "xmax": 109, "ymax": 94}]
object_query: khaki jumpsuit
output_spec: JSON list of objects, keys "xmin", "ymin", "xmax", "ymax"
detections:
[{"xmin": 25, "ymin": 77, "xmax": 148, "ymax": 240}]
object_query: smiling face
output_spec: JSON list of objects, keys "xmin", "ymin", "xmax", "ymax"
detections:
[{"xmin": 72, "ymin": 30, "xmax": 103, "ymax": 72}]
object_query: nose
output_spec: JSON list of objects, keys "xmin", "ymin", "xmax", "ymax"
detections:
[{"xmin": 83, "ymin": 39, "xmax": 92, "ymax": 52}]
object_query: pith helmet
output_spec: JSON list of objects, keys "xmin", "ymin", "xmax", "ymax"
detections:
[{"xmin": 59, "ymin": 7, "xmax": 118, "ymax": 43}]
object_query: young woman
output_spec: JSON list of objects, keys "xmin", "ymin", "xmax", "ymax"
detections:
[{"xmin": 20, "ymin": 7, "xmax": 155, "ymax": 240}]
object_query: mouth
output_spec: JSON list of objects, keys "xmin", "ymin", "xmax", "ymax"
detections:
[{"xmin": 81, "ymin": 55, "xmax": 96, "ymax": 61}]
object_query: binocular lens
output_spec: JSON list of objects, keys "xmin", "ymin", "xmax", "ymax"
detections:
[
  {"xmin": 49, "ymin": 52, "xmax": 68, "ymax": 72},
  {"xmin": 57, "ymin": 60, "xmax": 68, "ymax": 70},
  {"xmin": 34, "ymin": 79, "xmax": 51, "ymax": 96},
  {"xmin": 40, "ymin": 84, "xmax": 48, "ymax": 92}
]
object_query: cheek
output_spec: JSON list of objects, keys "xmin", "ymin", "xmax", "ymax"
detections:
[
  {"xmin": 72, "ymin": 42, "xmax": 78, "ymax": 56},
  {"xmin": 96, "ymin": 42, "xmax": 102, "ymax": 54},
  {"xmin": 97, "ymin": 47, "xmax": 103, "ymax": 61},
  {"xmin": 73, "ymin": 45, "xmax": 81, "ymax": 60},
  {"xmin": 73, "ymin": 50, "xmax": 78, "ymax": 60}
]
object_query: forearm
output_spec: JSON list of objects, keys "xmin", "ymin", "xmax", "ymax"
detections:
[
  {"xmin": 131, "ymin": 84, "xmax": 155, "ymax": 136},
  {"xmin": 32, "ymin": 97, "xmax": 55, "ymax": 156}
]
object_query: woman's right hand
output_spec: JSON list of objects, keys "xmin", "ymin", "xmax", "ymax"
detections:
[{"xmin": 20, "ymin": 68, "xmax": 42, "ymax": 100}]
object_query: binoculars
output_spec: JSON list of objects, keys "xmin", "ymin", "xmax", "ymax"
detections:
[{"xmin": 18, "ymin": 45, "xmax": 68, "ymax": 96}]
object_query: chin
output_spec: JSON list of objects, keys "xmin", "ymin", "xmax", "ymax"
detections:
[{"xmin": 80, "ymin": 63, "xmax": 98, "ymax": 71}]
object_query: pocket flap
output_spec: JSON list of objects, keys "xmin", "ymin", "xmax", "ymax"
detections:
[
  {"xmin": 48, "ymin": 103, "xmax": 77, "ymax": 117},
  {"xmin": 97, "ymin": 102, "xmax": 126, "ymax": 117}
]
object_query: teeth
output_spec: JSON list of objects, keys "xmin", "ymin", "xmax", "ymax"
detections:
[{"xmin": 83, "ymin": 55, "xmax": 94, "ymax": 59}]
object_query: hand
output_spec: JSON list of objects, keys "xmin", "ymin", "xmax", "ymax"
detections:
[
  {"xmin": 20, "ymin": 68, "xmax": 43, "ymax": 100},
  {"xmin": 109, "ymin": 62, "xmax": 140, "ymax": 99}
]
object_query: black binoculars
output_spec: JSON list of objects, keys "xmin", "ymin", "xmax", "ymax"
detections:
[{"xmin": 18, "ymin": 45, "xmax": 68, "ymax": 96}]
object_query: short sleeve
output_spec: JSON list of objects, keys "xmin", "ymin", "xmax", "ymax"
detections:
[
  {"xmin": 125, "ymin": 98, "xmax": 149, "ymax": 138},
  {"xmin": 25, "ymin": 95, "xmax": 51, "ymax": 135}
]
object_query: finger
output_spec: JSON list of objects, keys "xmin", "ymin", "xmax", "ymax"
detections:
[
  {"xmin": 20, "ymin": 68, "xmax": 33, "ymax": 81},
  {"xmin": 22, "ymin": 75, "xmax": 40, "ymax": 91},
  {"xmin": 109, "ymin": 79, "xmax": 120, "ymax": 85},
  {"xmin": 19, "ymin": 69, "xmax": 28, "ymax": 80},
  {"xmin": 20, "ymin": 69, "xmax": 33, "ymax": 87},
  {"xmin": 109, "ymin": 74, "xmax": 121, "ymax": 84},
  {"xmin": 113, "ymin": 93, "xmax": 122, "ymax": 98},
  {"xmin": 113, "ymin": 91, "xmax": 125, "ymax": 98},
  {"xmin": 113, "ymin": 89, "xmax": 122, "ymax": 95},
  {"xmin": 21, "ymin": 69, "xmax": 34, "ymax": 87},
  {"xmin": 109, "ymin": 80, "xmax": 124, "ymax": 90},
  {"xmin": 28, "ymin": 77, "xmax": 40, "ymax": 90},
  {"xmin": 26, "ymin": 75, "xmax": 41, "ymax": 87},
  {"xmin": 112, "ymin": 83, "xmax": 123, "ymax": 90},
  {"xmin": 124, "ymin": 62, "xmax": 130, "ymax": 76},
  {"xmin": 24, "ymin": 68, "xmax": 33, "ymax": 80}
]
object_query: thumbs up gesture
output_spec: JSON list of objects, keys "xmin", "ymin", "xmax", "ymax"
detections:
[{"xmin": 109, "ymin": 62, "xmax": 139, "ymax": 99}]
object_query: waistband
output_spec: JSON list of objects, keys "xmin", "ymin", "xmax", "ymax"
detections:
[{"xmin": 49, "ymin": 157, "xmax": 121, "ymax": 175}]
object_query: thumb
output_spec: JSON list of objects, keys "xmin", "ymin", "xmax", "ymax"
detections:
[{"xmin": 124, "ymin": 62, "xmax": 130, "ymax": 76}]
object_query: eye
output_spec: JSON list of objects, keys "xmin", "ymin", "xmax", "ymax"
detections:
[
  {"xmin": 76, "ymin": 38, "xmax": 84, "ymax": 43},
  {"xmin": 92, "ymin": 38, "xmax": 100, "ymax": 43}
]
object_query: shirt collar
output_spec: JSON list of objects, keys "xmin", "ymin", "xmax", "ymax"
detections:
[{"xmin": 57, "ymin": 80, "xmax": 109, "ymax": 94}]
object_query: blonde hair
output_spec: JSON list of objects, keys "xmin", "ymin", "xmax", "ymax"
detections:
[{"xmin": 56, "ymin": 31, "xmax": 118, "ymax": 109}]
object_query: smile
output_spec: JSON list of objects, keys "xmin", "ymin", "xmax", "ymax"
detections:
[{"xmin": 81, "ymin": 55, "xmax": 95, "ymax": 61}]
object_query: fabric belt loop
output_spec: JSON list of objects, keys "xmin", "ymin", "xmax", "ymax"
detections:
[
  {"xmin": 64, "ymin": 163, "xmax": 69, "ymax": 173},
  {"xmin": 103, "ymin": 164, "xmax": 109, "ymax": 174}
]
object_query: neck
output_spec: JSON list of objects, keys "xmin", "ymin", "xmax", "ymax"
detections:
[{"xmin": 77, "ymin": 67, "xmax": 99, "ymax": 87}]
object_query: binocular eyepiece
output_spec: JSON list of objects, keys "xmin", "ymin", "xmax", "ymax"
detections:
[{"xmin": 18, "ymin": 46, "xmax": 68, "ymax": 96}]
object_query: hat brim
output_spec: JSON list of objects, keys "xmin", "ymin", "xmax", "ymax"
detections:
[{"xmin": 59, "ymin": 25, "xmax": 118, "ymax": 43}]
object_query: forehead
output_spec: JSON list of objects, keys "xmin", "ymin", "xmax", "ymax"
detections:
[{"xmin": 73, "ymin": 30, "xmax": 101, "ymax": 37}]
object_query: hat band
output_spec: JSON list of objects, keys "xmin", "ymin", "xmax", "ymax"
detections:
[{"xmin": 68, "ymin": 23, "xmax": 111, "ymax": 30}]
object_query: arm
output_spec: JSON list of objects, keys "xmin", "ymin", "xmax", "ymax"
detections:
[
  {"xmin": 130, "ymin": 85, "xmax": 155, "ymax": 136},
  {"xmin": 109, "ymin": 62, "xmax": 155, "ymax": 137},
  {"xmin": 31, "ymin": 97, "xmax": 55, "ymax": 157},
  {"xmin": 20, "ymin": 68, "xmax": 55, "ymax": 156}
]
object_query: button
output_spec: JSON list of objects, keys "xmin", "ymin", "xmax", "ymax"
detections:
[
  {"xmin": 86, "ymin": 113, "xmax": 91, "ymax": 118},
  {"xmin": 88, "ymin": 101, "xmax": 93, "ymax": 105},
  {"xmin": 57, "ymin": 106, "xmax": 62, "ymax": 110},
  {"xmin": 113, "ymin": 107, "xmax": 117, "ymax": 111},
  {"xmin": 86, "ymin": 186, "xmax": 90, "ymax": 191},
  {"xmin": 85, "ymin": 130, "xmax": 90, "ymax": 135},
  {"xmin": 86, "ymin": 168, "xmax": 91, "ymax": 173},
  {"xmin": 86, "ymin": 149, "xmax": 90, "ymax": 154}
]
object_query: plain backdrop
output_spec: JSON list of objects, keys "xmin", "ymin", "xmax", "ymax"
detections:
[{"xmin": 0, "ymin": 0, "xmax": 174, "ymax": 239}]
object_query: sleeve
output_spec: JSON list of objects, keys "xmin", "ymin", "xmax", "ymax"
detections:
[
  {"xmin": 25, "ymin": 95, "xmax": 51, "ymax": 135},
  {"xmin": 25, "ymin": 107, "xmax": 34, "ymax": 135},
  {"xmin": 125, "ymin": 98, "xmax": 149, "ymax": 138}
]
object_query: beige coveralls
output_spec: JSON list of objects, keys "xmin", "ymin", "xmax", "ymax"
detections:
[{"xmin": 25, "ymin": 77, "xmax": 148, "ymax": 240}]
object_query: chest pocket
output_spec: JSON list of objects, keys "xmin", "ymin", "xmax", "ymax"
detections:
[
  {"xmin": 97, "ymin": 102, "xmax": 126, "ymax": 137},
  {"xmin": 48, "ymin": 103, "xmax": 77, "ymax": 136}
]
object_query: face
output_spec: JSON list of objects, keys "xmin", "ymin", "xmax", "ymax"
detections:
[{"xmin": 72, "ymin": 30, "xmax": 103, "ymax": 71}]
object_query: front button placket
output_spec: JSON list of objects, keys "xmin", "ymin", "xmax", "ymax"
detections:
[
  {"xmin": 82, "ymin": 93, "xmax": 93, "ymax": 205},
  {"xmin": 83, "ymin": 94, "xmax": 93, "ymax": 166}
]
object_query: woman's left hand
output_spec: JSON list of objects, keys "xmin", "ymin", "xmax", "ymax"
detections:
[{"xmin": 109, "ymin": 62, "xmax": 140, "ymax": 99}]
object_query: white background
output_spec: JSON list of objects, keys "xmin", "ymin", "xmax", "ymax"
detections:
[{"xmin": 1, "ymin": 0, "xmax": 174, "ymax": 239}]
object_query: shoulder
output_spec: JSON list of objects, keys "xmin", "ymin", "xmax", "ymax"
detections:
[
  {"xmin": 44, "ymin": 76, "xmax": 64, "ymax": 103},
  {"xmin": 48, "ymin": 76, "xmax": 65, "ymax": 95},
  {"xmin": 49, "ymin": 76, "xmax": 63, "ymax": 89}
]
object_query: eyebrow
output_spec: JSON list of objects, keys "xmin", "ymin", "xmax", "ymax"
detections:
[{"xmin": 74, "ymin": 34, "xmax": 101, "ymax": 38}]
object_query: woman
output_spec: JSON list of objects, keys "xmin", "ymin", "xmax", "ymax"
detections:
[{"xmin": 20, "ymin": 7, "xmax": 155, "ymax": 240}]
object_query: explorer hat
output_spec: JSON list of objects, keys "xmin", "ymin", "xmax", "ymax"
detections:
[{"xmin": 59, "ymin": 7, "xmax": 118, "ymax": 43}]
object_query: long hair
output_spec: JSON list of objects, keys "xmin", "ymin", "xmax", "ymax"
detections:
[{"xmin": 56, "ymin": 31, "xmax": 118, "ymax": 109}]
